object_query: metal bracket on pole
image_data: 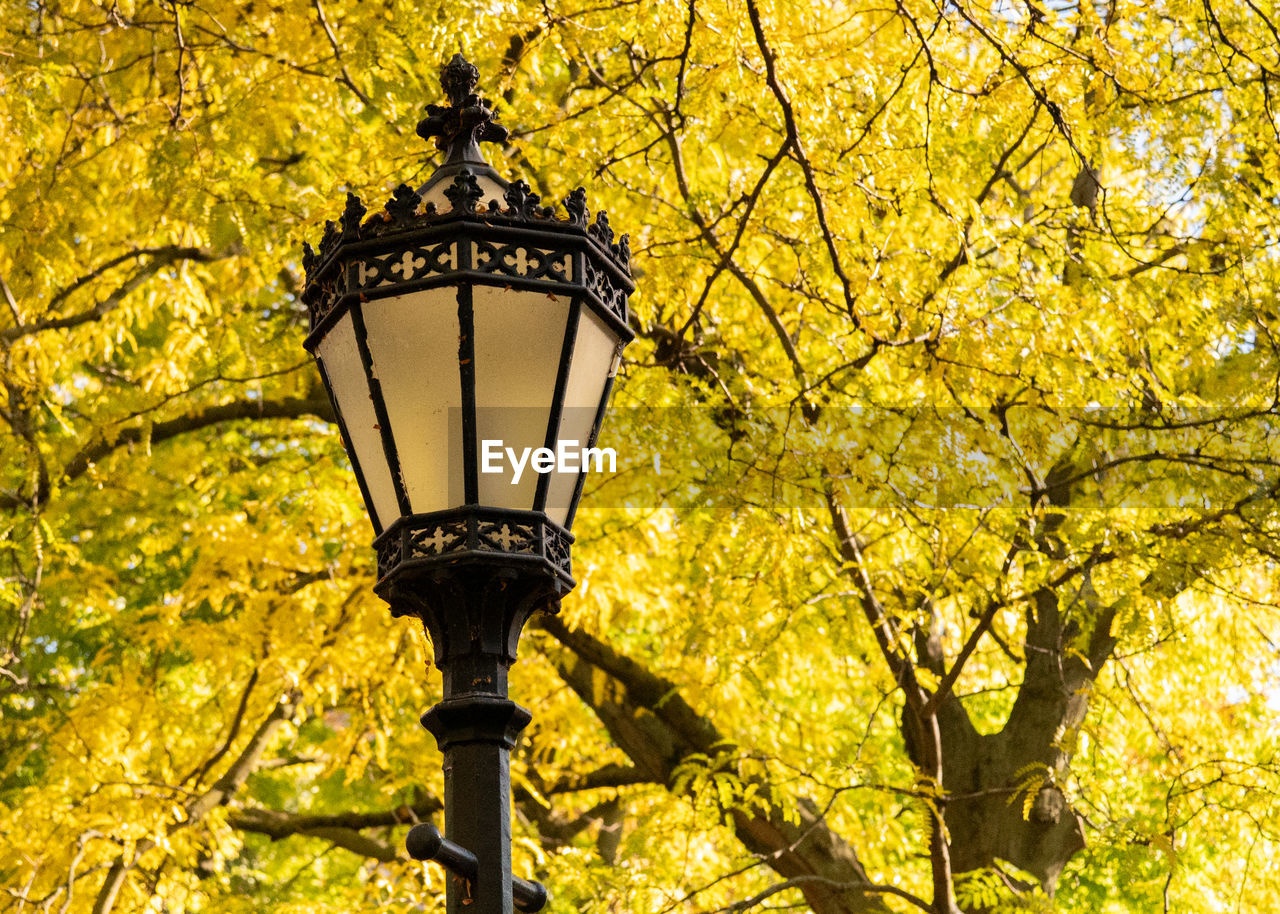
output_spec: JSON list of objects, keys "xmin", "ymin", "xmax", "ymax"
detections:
[{"xmin": 407, "ymin": 823, "xmax": 548, "ymax": 912}]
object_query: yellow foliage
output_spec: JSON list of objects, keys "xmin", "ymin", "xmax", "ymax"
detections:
[{"xmin": 3, "ymin": 0, "xmax": 1280, "ymax": 911}]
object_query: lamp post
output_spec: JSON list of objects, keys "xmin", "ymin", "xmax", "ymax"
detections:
[{"xmin": 300, "ymin": 55, "xmax": 634, "ymax": 913}]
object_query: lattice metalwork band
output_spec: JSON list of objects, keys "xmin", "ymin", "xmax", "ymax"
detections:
[
  {"xmin": 301, "ymin": 172, "xmax": 634, "ymax": 350},
  {"xmin": 374, "ymin": 506, "xmax": 576, "ymax": 599}
]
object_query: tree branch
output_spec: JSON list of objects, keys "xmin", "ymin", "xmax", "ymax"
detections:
[
  {"xmin": 227, "ymin": 804, "xmax": 434, "ymax": 862},
  {"xmin": 93, "ymin": 691, "xmax": 302, "ymax": 914},
  {"xmin": 746, "ymin": 0, "xmax": 861, "ymax": 326},
  {"xmin": 2, "ymin": 396, "xmax": 334, "ymax": 511},
  {"xmin": 538, "ymin": 616, "xmax": 892, "ymax": 914},
  {"xmin": 3, "ymin": 246, "xmax": 220, "ymax": 341}
]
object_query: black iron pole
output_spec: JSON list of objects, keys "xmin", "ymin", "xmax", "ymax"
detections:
[
  {"xmin": 423, "ymin": 674, "xmax": 526, "ymax": 912},
  {"xmin": 397, "ymin": 564, "xmax": 555, "ymax": 913}
]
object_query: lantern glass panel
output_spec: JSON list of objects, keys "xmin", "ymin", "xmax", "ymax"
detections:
[
  {"xmin": 544, "ymin": 306, "xmax": 621, "ymax": 526},
  {"xmin": 315, "ymin": 313, "xmax": 400, "ymax": 530},
  {"xmin": 363, "ymin": 288, "xmax": 464, "ymax": 515},
  {"xmin": 472, "ymin": 286, "xmax": 570, "ymax": 511}
]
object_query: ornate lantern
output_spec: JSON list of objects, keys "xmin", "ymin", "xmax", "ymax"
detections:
[{"xmin": 301, "ymin": 55, "xmax": 634, "ymax": 913}]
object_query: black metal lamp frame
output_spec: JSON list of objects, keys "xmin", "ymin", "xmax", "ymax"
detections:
[{"xmin": 301, "ymin": 55, "xmax": 634, "ymax": 914}]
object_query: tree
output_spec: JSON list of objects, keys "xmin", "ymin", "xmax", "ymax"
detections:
[{"xmin": 2, "ymin": 0, "xmax": 1279, "ymax": 911}]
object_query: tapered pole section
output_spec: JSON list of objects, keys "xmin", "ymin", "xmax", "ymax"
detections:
[
  {"xmin": 422, "ymin": 669, "xmax": 529, "ymax": 913},
  {"xmin": 397, "ymin": 566, "xmax": 555, "ymax": 914}
]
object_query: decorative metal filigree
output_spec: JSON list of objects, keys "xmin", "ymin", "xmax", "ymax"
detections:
[
  {"xmin": 354, "ymin": 243, "xmax": 458, "ymax": 288},
  {"xmin": 616, "ymin": 234, "xmax": 632, "ymax": 273},
  {"xmin": 416, "ymin": 54, "xmax": 510, "ymax": 161},
  {"xmin": 589, "ymin": 210, "xmax": 613, "ymax": 247},
  {"xmin": 503, "ymin": 180, "xmax": 550, "ymax": 220},
  {"xmin": 376, "ymin": 536, "xmax": 400, "ymax": 574},
  {"xmin": 444, "ymin": 169, "xmax": 484, "ymax": 213},
  {"xmin": 302, "ymin": 241, "xmax": 318, "ymax": 279},
  {"xmin": 584, "ymin": 258, "xmax": 628, "ymax": 321},
  {"xmin": 563, "ymin": 187, "xmax": 588, "ymax": 226},
  {"xmin": 307, "ymin": 216, "xmax": 632, "ymax": 327},
  {"xmin": 543, "ymin": 527, "xmax": 570, "ymax": 574},
  {"xmin": 477, "ymin": 521, "xmax": 537, "ymax": 554},
  {"xmin": 409, "ymin": 521, "xmax": 466, "ymax": 558},
  {"xmin": 311, "ymin": 275, "xmax": 340, "ymax": 326},
  {"xmin": 471, "ymin": 241, "xmax": 571, "ymax": 282},
  {"xmin": 302, "ymin": 57, "xmax": 634, "ymax": 354},
  {"xmin": 387, "ymin": 184, "xmax": 421, "ymax": 225},
  {"xmin": 441, "ymin": 55, "xmax": 479, "ymax": 103},
  {"xmin": 319, "ymin": 219, "xmax": 341, "ymax": 261},
  {"xmin": 375, "ymin": 509, "xmax": 576, "ymax": 585},
  {"xmin": 341, "ymin": 192, "xmax": 367, "ymax": 240}
]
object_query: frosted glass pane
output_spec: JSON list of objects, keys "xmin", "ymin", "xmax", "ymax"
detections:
[
  {"xmin": 421, "ymin": 173, "xmax": 506, "ymax": 215},
  {"xmin": 472, "ymin": 286, "xmax": 570, "ymax": 510},
  {"xmin": 544, "ymin": 307, "xmax": 619, "ymax": 526},
  {"xmin": 363, "ymin": 287, "xmax": 463, "ymax": 514},
  {"xmin": 315, "ymin": 312, "xmax": 399, "ymax": 531}
]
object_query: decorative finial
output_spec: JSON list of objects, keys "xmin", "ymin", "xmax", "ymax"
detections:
[
  {"xmin": 386, "ymin": 183, "xmax": 422, "ymax": 224},
  {"xmin": 444, "ymin": 169, "xmax": 485, "ymax": 214},
  {"xmin": 440, "ymin": 54, "xmax": 479, "ymax": 106},
  {"xmin": 563, "ymin": 187, "xmax": 588, "ymax": 226},
  {"xmin": 503, "ymin": 180, "xmax": 545, "ymax": 219},
  {"xmin": 340, "ymin": 192, "xmax": 367, "ymax": 240},
  {"xmin": 416, "ymin": 55, "xmax": 508, "ymax": 167}
]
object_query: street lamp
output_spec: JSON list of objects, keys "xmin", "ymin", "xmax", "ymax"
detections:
[{"xmin": 300, "ymin": 55, "xmax": 634, "ymax": 913}]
